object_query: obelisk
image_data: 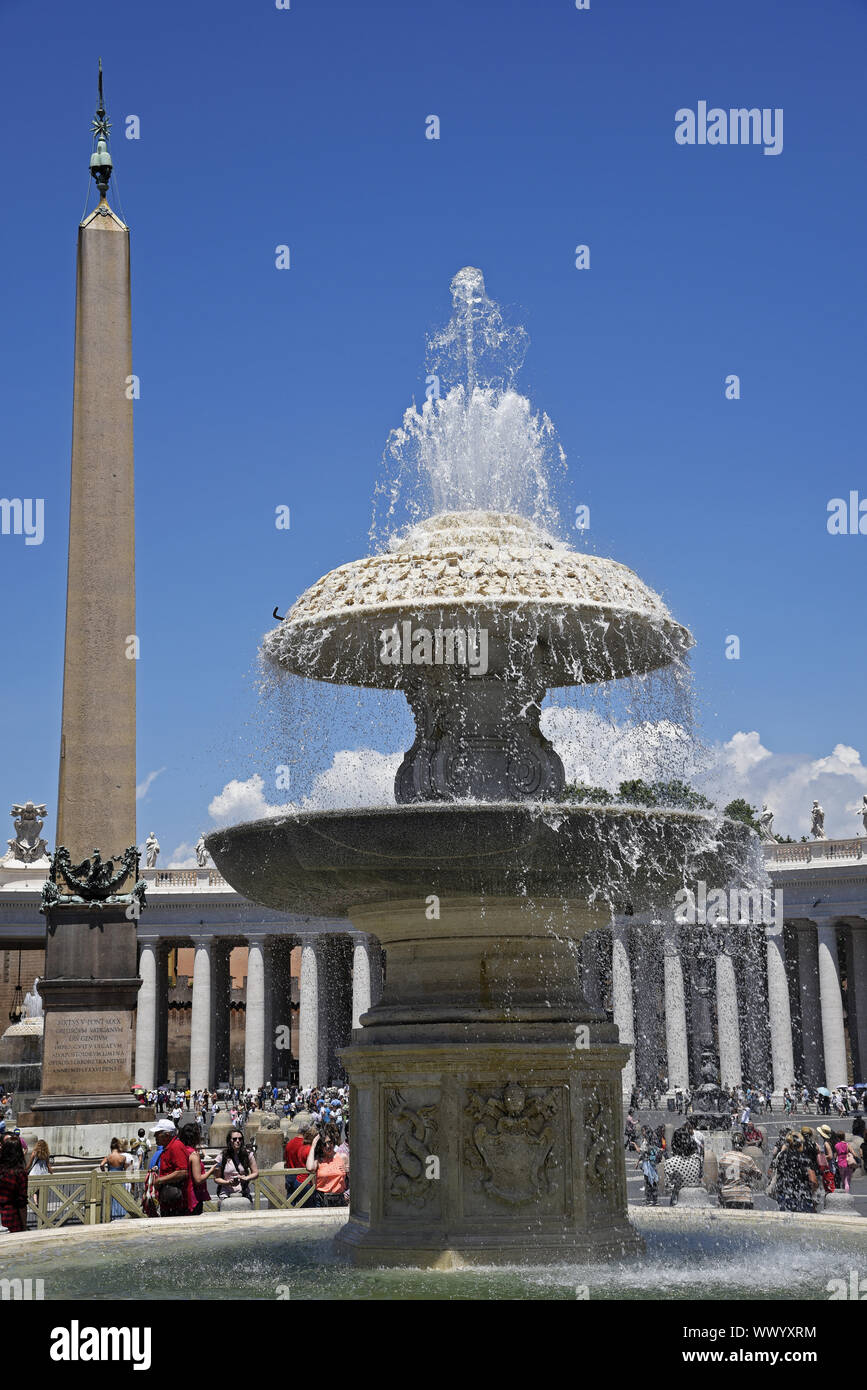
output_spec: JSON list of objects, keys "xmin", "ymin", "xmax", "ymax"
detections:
[{"xmin": 27, "ymin": 64, "xmax": 145, "ymax": 1127}]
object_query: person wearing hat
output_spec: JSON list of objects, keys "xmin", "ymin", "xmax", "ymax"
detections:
[{"xmin": 153, "ymin": 1118, "xmax": 190, "ymax": 1216}]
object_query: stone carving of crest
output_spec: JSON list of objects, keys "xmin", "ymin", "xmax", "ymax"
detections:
[
  {"xmin": 4, "ymin": 802, "xmax": 50, "ymax": 866},
  {"xmin": 387, "ymin": 1091, "xmax": 439, "ymax": 1207},
  {"xmin": 464, "ymin": 1081, "xmax": 559, "ymax": 1205}
]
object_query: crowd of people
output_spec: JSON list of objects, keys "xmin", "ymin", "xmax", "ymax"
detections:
[
  {"xmin": 626, "ymin": 1106, "xmax": 865, "ymax": 1215},
  {"xmin": 0, "ymin": 1080, "xmax": 350, "ymax": 1229},
  {"xmin": 630, "ymin": 1081, "xmax": 863, "ymax": 1118},
  {"xmin": 767, "ymin": 1124, "xmax": 862, "ymax": 1212}
]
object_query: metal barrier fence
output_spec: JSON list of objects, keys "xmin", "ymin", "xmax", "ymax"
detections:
[{"xmin": 24, "ymin": 1167, "xmax": 315, "ymax": 1230}]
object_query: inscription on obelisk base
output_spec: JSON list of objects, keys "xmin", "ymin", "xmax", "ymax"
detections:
[{"xmin": 42, "ymin": 1010, "xmax": 132, "ymax": 1097}]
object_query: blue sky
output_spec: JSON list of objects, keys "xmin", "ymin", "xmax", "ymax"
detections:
[{"xmin": 1, "ymin": 0, "xmax": 866, "ymax": 858}]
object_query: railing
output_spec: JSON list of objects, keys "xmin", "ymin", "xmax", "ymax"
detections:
[
  {"xmin": 147, "ymin": 868, "xmax": 229, "ymax": 889},
  {"xmin": 24, "ymin": 1167, "xmax": 315, "ymax": 1230},
  {"xmin": 1, "ymin": 866, "xmax": 230, "ymax": 893},
  {"xmin": 764, "ymin": 837, "xmax": 865, "ymax": 866}
]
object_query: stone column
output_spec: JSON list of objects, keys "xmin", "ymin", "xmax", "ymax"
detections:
[
  {"xmin": 299, "ymin": 936, "xmax": 321, "ymax": 1090},
  {"xmin": 189, "ymin": 935, "xmax": 213, "ymax": 1093},
  {"xmin": 322, "ymin": 937, "xmax": 352, "ymax": 1084},
  {"xmin": 662, "ymin": 922, "xmax": 689, "ymax": 1094},
  {"xmin": 211, "ymin": 943, "xmax": 231, "ymax": 1090},
  {"xmin": 737, "ymin": 933, "xmax": 770, "ymax": 1090},
  {"xmin": 155, "ymin": 945, "xmax": 169, "ymax": 1086},
  {"xmin": 352, "ymin": 936, "xmax": 373, "ymax": 1030},
  {"xmin": 611, "ymin": 920, "xmax": 636, "ymax": 1100},
  {"xmin": 134, "ymin": 936, "xmax": 160, "ymax": 1091},
  {"xmin": 632, "ymin": 927, "xmax": 659, "ymax": 1093},
  {"xmin": 244, "ymin": 934, "xmax": 267, "ymax": 1091},
  {"xmin": 765, "ymin": 921, "xmax": 795, "ymax": 1097},
  {"xmin": 847, "ymin": 924, "xmax": 867, "ymax": 1084},
  {"xmin": 268, "ymin": 937, "xmax": 293, "ymax": 1085},
  {"xmin": 816, "ymin": 921, "xmax": 848, "ymax": 1089},
  {"xmin": 715, "ymin": 933, "xmax": 742, "ymax": 1090},
  {"xmin": 795, "ymin": 922, "xmax": 823, "ymax": 1086}
]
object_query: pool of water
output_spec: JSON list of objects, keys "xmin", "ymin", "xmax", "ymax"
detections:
[{"xmin": 5, "ymin": 1212, "xmax": 864, "ymax": 1300}]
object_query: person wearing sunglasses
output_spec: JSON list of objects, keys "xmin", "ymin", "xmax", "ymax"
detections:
[{"xmin": 215, "ymin": 1130, "xmax": 258, "ymax": 1205}]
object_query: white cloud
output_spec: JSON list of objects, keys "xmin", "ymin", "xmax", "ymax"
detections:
[
  {"xmin": 722, "ymin": 731, "xmax": 772, "ymax": 778},
  {"xmin": 302, "ymin": 748, "xmax": 401, "ymax": 810},
  {"xmin": 206, "ymin": 749, "xmax": 402, "ymax": 828},
  {"xmin": 698, "ymin": 733, "xmax": 867, "ymax": 840},
  {"xmin": 136, "ymin": 767, "xmax": 166, "ymax": 801},
  {"xmin": 207, "ymin": 774, "xmax": 293, "ymax": 826}
]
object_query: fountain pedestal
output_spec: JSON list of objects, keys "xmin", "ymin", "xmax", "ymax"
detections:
[{"xmin": 336, "ymin": 896, "xmax": 641, "ymax": 1268}]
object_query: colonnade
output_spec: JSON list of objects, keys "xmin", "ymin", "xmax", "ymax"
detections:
[
  {"xmin": 583, "ymin": 916, "xmax": 867, "ymax": 1100},
  {"xmin": 134, "ymin": 932, "xmax": 383, "ymax": 1092},
  {"xmin": 133, "ymin": 915, "xmax": 866, "ymax": 1099}
]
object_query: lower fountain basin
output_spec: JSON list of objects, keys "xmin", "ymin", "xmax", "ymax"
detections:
[
  {"xmin": 205, "ymin": 803, "xmax": 752, "ymax": 919},
  {"xmin": 4, "ymin": 1208, "xmax": 864, "ymax": 1300}
]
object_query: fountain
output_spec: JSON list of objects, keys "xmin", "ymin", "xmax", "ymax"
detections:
[{"xmin": 206, "ymin": 268, "xmax": 752, "ymax": 1268}]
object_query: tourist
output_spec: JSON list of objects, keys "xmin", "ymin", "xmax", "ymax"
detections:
[
  {"xmin": 0, "ymin": 1136, "xmax": 28, "ymax": 1233},
  {"xmin": 149, "ymin": 1117, "xmax": 173, "ymax": 1169},
  {"xmin": 215, "ymin": 1129, "xmax": 258, "ymax": 1205},
  {"xmin": 775, "ymin": 1134, "xmax": 817, "ymax": 1213},
  {"xmin": 99, "ymin": 1137, "xmax": 135, "ymax": 1220},
  {"xmin": 636, "ymin": 1130, "xmax": 660, "ymax": 1206},
  {"xmin": 717, "ymin": 1135, "xmax": 762, "ymax": 1209},
  {"xmin": 624, "ymin": 1110, "xmax": 639, "ymax": 1152},
  {"xmin": 154, "ymin": 1120, "xmax": 190, "ymax": 1217},
  {"xmin": 665, "ymin": 1126, "xmax": 703, "ymax": 1207},
  {"xmin": 834, "ymin": 1133, "xmax": 857, "ymax": 1193},
  {"xmin": 26, "ymin": 1139, "xmax": 52, "ymax": 1178},
  {"xmin": 817, "ymin": 1124, "xmax": 836, "ymax": 1183},
  {"xmin": 306, "ymin": 1124, "xmax": 349, "ymax": 1207},
  {"xmin": 743, "ymin": 1119, "xmax": 764, "ymax": 1149},
  {"xmin": 284, "ymin": 1124, "xmax": 315, "ymax": 1196},
  {"xmin": 178, "ymin": 1121, "xmax": 215, "ymax": 1214}
]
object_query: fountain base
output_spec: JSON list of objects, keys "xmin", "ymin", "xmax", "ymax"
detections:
[
  {"xmin": 337, "ymin": 1038, "xmax": 641, "ymax": 1268},
  {"xmin": 336, "ymin": 894, "xmax": 642, "ymax": 1267}
]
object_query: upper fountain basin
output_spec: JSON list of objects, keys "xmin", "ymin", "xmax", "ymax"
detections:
[{"xmin": 263, "ymin": 511, "xmax": 693, "ymax": 687}]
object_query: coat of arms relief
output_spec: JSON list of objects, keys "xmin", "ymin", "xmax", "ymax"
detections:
[{"xmin": 464, "ymin": 1081, "xmax": 560, "ymax": 1205}]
